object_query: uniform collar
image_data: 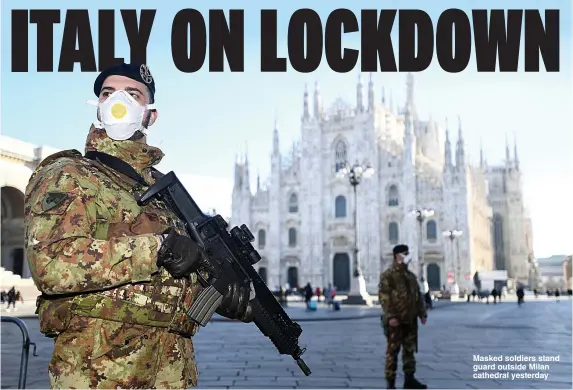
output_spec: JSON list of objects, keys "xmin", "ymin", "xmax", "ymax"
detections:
[{"xmin": 84, "ymin": 125, "xmax": 164, "ymax": 177}]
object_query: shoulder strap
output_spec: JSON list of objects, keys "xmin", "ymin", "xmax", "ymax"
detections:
[{"xmin": 84, "ymin": 151, "xmax": 149, "ymax": 187}]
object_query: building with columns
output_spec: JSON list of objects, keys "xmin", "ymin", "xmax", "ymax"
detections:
[
  {"xmin": 536, "ymin": 255, "xmax": 571, "ymax": 290},
  {"xmin": 231, "ymin": 74, "xmax": 534, "ymax": 293}
]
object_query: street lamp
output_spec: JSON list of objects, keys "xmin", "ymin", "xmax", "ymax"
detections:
[
  {"xmin": 411, "ymin": 208, "xmax": 434, "ymax": 279},
  {"xmin": 337, "ymin": 160, "xmax": 374, "ymax": 305},
  {"xmin": 443, "ymin": 229, "xmax": 463, "ymax": 289}
]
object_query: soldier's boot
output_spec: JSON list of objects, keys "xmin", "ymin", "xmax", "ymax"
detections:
[
  {"xmin": 403, "ymin": 374, "xmax": 427, "ymax": 389},
  {"xmin": 386, "ymin": 377, "xmax": 396, "ymax": 389}
]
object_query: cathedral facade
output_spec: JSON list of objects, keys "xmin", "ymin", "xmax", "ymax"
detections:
[{"xmin": 231, "ymin": 74, "xmax": 534, "ymax": 294}]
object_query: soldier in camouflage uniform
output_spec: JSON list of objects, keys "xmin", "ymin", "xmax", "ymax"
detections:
[
  {"xmin": 379, "ymin": 245, "xmax": 428, "ymax": 389},
  {"xmin": 24, "ymin": 63, "xmax": 253, "ymax": 389}
]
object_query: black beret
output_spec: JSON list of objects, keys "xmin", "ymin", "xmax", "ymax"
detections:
[
  {"xmin": 393, "ymin": 245, "xmax": 409, "ymax": 255},
  {"xmin": 93, "ymin": 62, "xmax": 155, "ymax": 100}
]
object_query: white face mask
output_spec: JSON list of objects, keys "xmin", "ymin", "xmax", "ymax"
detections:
[
  {"xmin": 86, "ymin": 90, "xmax": 156, "ymax": 141},
  {"xmin": 399, "ymin": 253, "xmax": 413, "ymax": 264}
]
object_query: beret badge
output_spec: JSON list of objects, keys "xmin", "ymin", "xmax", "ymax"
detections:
[{"xmin": 140, "ymin": 64, "xmax": 153, "ymax": 84}]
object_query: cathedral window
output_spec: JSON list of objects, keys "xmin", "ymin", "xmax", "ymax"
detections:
[
  {"xmin": 257, "ymin": 229, "xmax": 266, "ymax": 249},
  {"xmin": 388, "ymin": 185, "xmax": 399, "ymax": 206},
  {"xmin": 334, "ymin": 140, "xmax": 348, "ymax": 172},
  {"xmin": 426, "ymin": 220, "xmax": 437, "ymax": 242},
  {"xmin": 288, "ymin": 193, "xmax": 298, "ymax": 213},
  {"xmin": 388, "ymin": 222, "xmax": 399, "ymax": 244},
  {"xmin": 335, "ymin": 195, "xmax": 347, "ymax": 218},
  {"xmin": 288, "ymin": 228, "xmax": 297, "ymax": 247},
  {"xmin": 493, "ymin": 213, "xmax": 505, "ymax": 270}
]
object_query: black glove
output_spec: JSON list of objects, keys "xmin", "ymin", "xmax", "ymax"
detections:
[
  {"xmin": 216, "ymin": 282, "xmax": 254, "ymax": 323},
  {"xmin": 157, "ymin": 228, "xmax": 206, "ymax": 279}
]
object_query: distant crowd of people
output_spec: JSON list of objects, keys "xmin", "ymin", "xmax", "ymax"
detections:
[
  {"xmin": 462, "ymin": 286, "xmax": 573, "ymax": 304},
  {"xmin": 465, "ymin": 288, "xmax": 506, "ymax": 304},
  {"xmin": 532, "ymin": 288, "xmax": 573, "ymax": 301},
  {"xmin": 276, "ymin": 282, "xmax": 340, "ymax": 311},
  {"xmin": 1, "ymin": 286, "xmax": 22, "ymax": 312}
]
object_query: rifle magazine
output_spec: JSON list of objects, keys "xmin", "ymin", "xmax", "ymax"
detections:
[{"xmin": 187, "ymin": 285, "xmax": 224, "ymax": 327}]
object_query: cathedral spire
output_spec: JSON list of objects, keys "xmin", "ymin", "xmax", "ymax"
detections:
[
  {"xmin": 479, "ymin": 138, "xmax": 485, "ymax": 168},
  {"xmin": 357, "ymin": 73, "xmax": 364, "ymax": 112},
  {"xmin": 243, "ymin": 142, "xmax": 250, "ymax": 192},
  {"xmin": 256, "ymin": 172, "xmax": 260, "ymax": 192},
  {"xmin": 233, "ymin": 156, "xmax": 241, "ymax": 189},
  {"xmin": 455, "ymin": 116, "xmax": 465, "ymax": 167},
  {"xmin": 403, "ymin": 104, "xmax": 415, "ymax": 164},
  {"xmin": 513, "ymin": 132, "xmax": 519, "ymax": 170},
  {"xmin": 404, "ymin": 105, "xmax": 413, "ymax": 134},
  {"xmin": 505, "ymin": 133, "xmax": 511, "ymax": 164},
  {"xmin": 302, "ymin": 84, "xmax": 310, "ymax": 121},
  {"xmin": 389, "ymin": 89, "xmax": 394, "ymax": 113},
  {"xmin": 406, "ymin": 72, "xmax": 415, "ymax": 112},
  {"xmin": 444, "ymin": 118, "xmax": 452, "ymax": 169},
  {"xmin": 313, "ymin": 81, "xmax": 322, "ymax": 119},
  {"xmin": 368, "ymin": 73, "xmax": 375, "ymax": 112},
  {"xmin": 273, "ymin": 118, "xmax": 279, "ymax": 155}
]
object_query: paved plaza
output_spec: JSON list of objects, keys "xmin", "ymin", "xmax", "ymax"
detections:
[
  {"xmin": 0, "ymin": 299, "xmax": 384, "ymax": 323},
  {"xmin": 1, "ymin": 298, "xmax": 571, "ymax": 389}
]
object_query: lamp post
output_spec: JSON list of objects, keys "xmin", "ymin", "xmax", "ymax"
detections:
[
  {"xmin": 411, "ymin": 208, "xmax": 434, "ymax": 280},
  {"xmin": 337, "ymin": 160, "xmax": 374, "ymax": 305},
  {"xmin": 443, "ymin": 229, "xmax": 463, "ymax": 291}
]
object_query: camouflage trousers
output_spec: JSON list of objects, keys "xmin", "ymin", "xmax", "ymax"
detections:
[
  {"xmin": 385, "ymin": 322, "xmax": 417, "ymax": 380},
  {"xmin": 48, "ymin": 316, "xmax": 199, "ymax": 389}
]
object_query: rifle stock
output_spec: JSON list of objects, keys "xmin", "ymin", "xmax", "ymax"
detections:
[{"xmin": 137, "ymin": 171, "xmax": 311, "ymax": 376}]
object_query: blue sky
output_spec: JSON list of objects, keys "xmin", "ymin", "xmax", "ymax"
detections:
[{"xmin": 2, "ymin": 0, "xmax": 572, "ymax": 257}]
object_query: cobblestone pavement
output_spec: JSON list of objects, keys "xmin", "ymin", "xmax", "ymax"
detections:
[{"xmin": 1, "ymin": 299, "xmax": 571, "ymax": 389}]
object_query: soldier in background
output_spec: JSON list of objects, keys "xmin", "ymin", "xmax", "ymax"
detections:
[
  {"xmin": 24, "ymin": 63, "xmax": 253, "ymax": 389},
  {"xmin": 379, "ymin": 245, "xmax": 428, "ymax": 389}
]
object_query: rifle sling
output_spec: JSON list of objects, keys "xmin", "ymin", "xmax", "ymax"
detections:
[{"xmin": 84, "ymin": 151, "xmax": 149, "ymax": 187}]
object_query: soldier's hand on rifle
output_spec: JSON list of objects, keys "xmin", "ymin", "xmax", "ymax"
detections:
[
  {"xmin": 156, "ymin": 227, "xmax": 207, "ymax": 279},
  {"xmin": 216, "ymin": 281, "xmax": 255, "ymax": 323},
  {"xmin": 389, "ymin": 318, "xmax": 399, "ymax": 327}
]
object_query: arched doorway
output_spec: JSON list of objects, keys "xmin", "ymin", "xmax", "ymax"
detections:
[
  {"xmin": 258, "ymin": 267, "xmax": 268, "ymax": 284},
  {"xmin": 1, "ymin": 186, "xmax": 26, "ymax": 276},
  {"xmin": 1, "ymin": 186, "xmax": 25, "ymax": 220},
  {"xmin": 287, "ymin": 266, "xmax": 298, "ymax": 288},
  {"xmin": 333, "ymin": 253, "xmax": 351, "ymax": 291},
  {"xmin": 12, "ymin": 248, "xmax": 24, "ymax": 277},
  {"xmin": 426, "ymin": 263, "xmax": 441, "ymax": 290}
]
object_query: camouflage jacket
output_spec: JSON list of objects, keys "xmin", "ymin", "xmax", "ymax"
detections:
[
  {"xmin": 378, "ymin": 261, "xmax": 427, "ymax": 323},
  {"xmin": 24, "ymin": 126, "xmax": 204, "ymax": 337}
]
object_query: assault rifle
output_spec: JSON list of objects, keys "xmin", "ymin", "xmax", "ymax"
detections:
[{"xmin": 137, "ymin": 171, "xmax": 311, "ymax": 376}]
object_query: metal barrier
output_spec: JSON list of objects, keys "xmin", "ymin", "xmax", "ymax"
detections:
[{"xmin": 1, "ymin": 316, "xmax": 38, "ymax": 389}]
